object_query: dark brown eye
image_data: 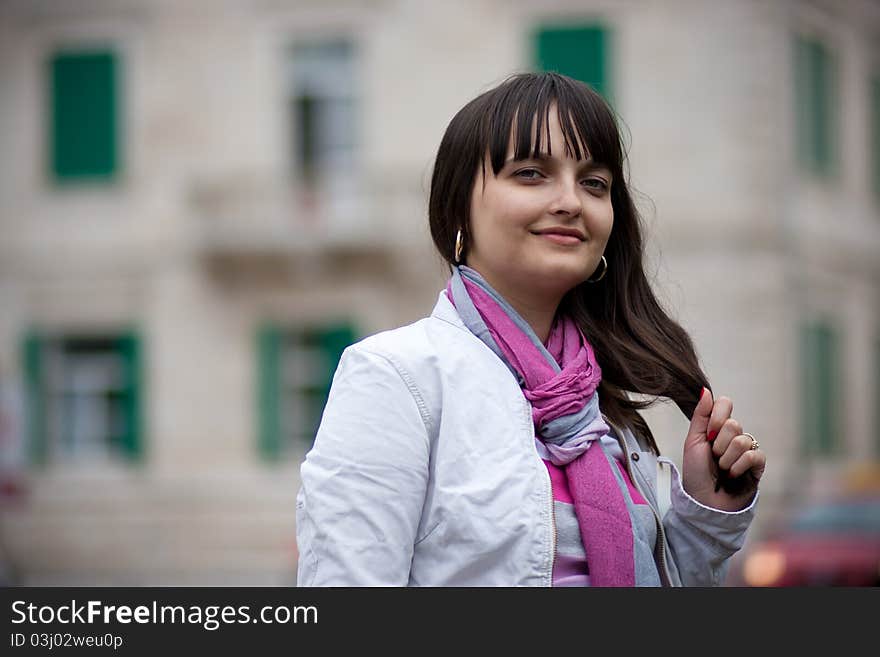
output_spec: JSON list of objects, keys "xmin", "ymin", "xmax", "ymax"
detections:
[
  {"xmin": 515, "ymin": 168, "xmax": 543, "ymax": 180},
  {"xmin": 583, "ymin": 178, "xmax": 609, "ymax": 191}
]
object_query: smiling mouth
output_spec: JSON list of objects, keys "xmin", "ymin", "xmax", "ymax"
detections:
[{"xmin": 531, "ymin": 231, "xmax": 585, "ymax": 245}]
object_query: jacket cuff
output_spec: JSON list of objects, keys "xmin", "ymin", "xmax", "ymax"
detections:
[{"xmin": 662, "ymin": 457, "xmax": 759, "ymax": 545}]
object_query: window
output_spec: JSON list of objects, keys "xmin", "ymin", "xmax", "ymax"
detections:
[
  {"xmin": 871, "ymin": 73, "xmax": 880, "ymax": 199},
  {"xmin": 798, "ymin": 319, "xmax": 841, "ymax": 457},
  {"xmin": 49, "ymin": 50, "xmax": 120, "ymax": 182},
  {"xmin": 257, "ymin": 322, "xmax": 356, "ymax": 461},
  {"xmin": 287, "ymin": 40, "xmax": 357, "ymax": 188},
  {"xmin": 533, "ymin": 24, "xmax": 611, "ymax": 100},
  {"xmin": 22, "ymin": 332, "xmax": 143, "ymax": 465},
  {"xmin": 875, "ymin": 337, "xmax": 880, "ymax": 458},
  {"xmin": 793, "ymin": 35, "xmax": 837, "ymax": 177}
]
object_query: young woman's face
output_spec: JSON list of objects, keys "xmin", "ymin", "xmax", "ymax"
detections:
[{"xmin": 466, "ymin": 105, "xmax": 614, "ymax": 301}]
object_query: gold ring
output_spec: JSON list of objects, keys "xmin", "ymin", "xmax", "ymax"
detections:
[{"xmin": 743, "ymin": 432, "xmax": 759, "ymax": 450}]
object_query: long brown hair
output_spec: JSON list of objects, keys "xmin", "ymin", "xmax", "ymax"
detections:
[{"xmin": 428, "ymin": 72, "xmax": 710, "ymax": 454}]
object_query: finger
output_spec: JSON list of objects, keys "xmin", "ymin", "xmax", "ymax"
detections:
[
  {"xmin": 685, "ymin": 387, "xmax": 714, "ymax": 446},
  {"xmin": 727, "ymin": 447, "xmax": 766, "ymax": 481},
  {"xmin": 717, "ymin": 431, "xmax": 751, "ymax": 470},
  {"xmin": 706, "ymin": 396, "xmax": 733, "ymax": 441},
  {"xmin": 712, "ymin": 417, "xmax": 744, "ymax": 459}
]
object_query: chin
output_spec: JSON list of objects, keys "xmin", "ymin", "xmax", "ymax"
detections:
[{"xmin": 530, "ymin": 264, "xmax": 589, "ymax": 294}]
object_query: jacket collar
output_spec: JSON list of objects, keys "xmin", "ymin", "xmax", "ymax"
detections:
[
  {"xmin": 432, "ymin": 286, "xmax": 647, "ymax": 456},
  {"xmin": 430, "ymin": 288, "xmax": 470, "ymax": 332},
  {"xmin": 431, "ymin": 288, "xmax": 639, "ymax": 430}
]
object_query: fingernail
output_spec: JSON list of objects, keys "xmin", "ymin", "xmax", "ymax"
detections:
[
  {"xmin": 699, "ymin": 387, "xmax": 706, "ymax": 401},
  {"xmin": 707, "ymin": 429, "xmax": 718, "ymax": 441}
]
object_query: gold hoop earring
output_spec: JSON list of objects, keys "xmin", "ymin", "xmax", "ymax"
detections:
[
  {"xmin": 586, "ymin": 255, "xmax": 608, "ymax": 283},
  {"xmin": 454, "ymin": 229, "xmax": 464, "ymax": 264}
]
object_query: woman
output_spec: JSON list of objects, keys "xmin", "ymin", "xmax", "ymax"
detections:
[{"xmin": 295, "ymin": 72, "xmax": 766, "ymax": 586}]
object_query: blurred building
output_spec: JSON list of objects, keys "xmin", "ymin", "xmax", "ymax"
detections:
[{"xmin": 0, "ymin": 0, "xmax": 877, "ymax": 584}]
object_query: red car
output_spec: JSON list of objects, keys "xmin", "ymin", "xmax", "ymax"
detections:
[{"xmin": 733, "ymin": 494, "xmax": 880, "ymax": 587}]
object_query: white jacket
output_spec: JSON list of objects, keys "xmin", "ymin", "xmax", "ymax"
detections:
[{"xmin": 295, "ymin": 289, "xmax": 758, "ymax": 586}]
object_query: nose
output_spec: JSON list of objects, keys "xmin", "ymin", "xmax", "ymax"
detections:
[{"xmin": 549, "ymin": 176, "xmax": 583, "ymax": 217}]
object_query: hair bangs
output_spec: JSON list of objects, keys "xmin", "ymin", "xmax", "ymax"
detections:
[{"xmin": 483, "ymin": 73, "xmax": 622, "ymax": 179}]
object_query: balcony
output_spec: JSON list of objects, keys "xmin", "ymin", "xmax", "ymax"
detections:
[{"xmin": 188, "ymin": 171, "xmax": 426, "ymax": 265}]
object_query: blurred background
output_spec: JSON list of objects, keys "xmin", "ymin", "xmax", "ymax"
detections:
[{"xmin": 0, "ymin": 0, "xmax": 878, "ymax": 586}]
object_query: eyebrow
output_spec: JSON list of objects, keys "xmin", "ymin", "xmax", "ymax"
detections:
[{"xmin": 504, "ymin": 153, "xmax": 611, "ymax": 172}]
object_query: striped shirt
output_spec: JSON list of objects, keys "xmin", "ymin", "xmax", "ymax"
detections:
[{"xmin": 536, "ymin": 432, "xmax": 657, "ymax": 586}]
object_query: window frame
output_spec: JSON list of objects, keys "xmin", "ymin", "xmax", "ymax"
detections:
[
  {"xmin": 793, "ymin": 33, "xmax": 839, "ymax": 179},
  {"xmin": 285, "ymin": 38, "xmax": 359, "ymax": 189},
  {"xmin": 798, "ymin": 318, "xmax": 842, "ymax": 458},
  {"xmin": 21, "ymin": 330, "xmax": 143, "ymax": 467},
  {"xmin": 257, "ymin": 321, "xmax": 357, "ymax": 462}
]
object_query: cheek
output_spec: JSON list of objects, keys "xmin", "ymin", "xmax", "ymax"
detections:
[
  {"xmin": 591, "ymin": 202, "xmax": 614, "ymax": 243},
  {"xmin": 476, "ymin": 191, "xmax": 535, "ymax": 234},
  {"xmin": 603, "ymin": 214, "xmax": 614, "ymax": 242}
]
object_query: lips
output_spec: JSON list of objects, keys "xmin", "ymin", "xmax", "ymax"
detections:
[{"xmin": 530, "ymin": 227, "xmax": 586, "ymax": 241}]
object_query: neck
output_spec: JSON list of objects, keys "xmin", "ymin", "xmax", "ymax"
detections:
[
  {"xmin": 467, "ymin": 268, "xmax": 562, "ymax": 343},
  {"xmin": 504, "ymin": 293, "xmax": 560, "ymax": 344}
]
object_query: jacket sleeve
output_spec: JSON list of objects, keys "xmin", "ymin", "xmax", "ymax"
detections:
[
  {"xmin": 659, "ymin": 457, "xmax": 759, "ymax": 587},
  {"xmin": 295, "ymin": 345, "xmax": 430, "ymax": 586}
]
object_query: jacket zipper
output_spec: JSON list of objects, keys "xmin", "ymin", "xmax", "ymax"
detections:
[
  {"xmin": 550, "ymin": 479, "xmax": 558, "ymax": 585},
  {"xmin": 528, "ymin": 398, "xmax": 557, "ymax": 586},
  {"xmin": 603, "ymin": 414, "xmax": 674, "ymax": 587},
  {"xmin": 539, "ymin": 411, "xmax": 671, "ymax": 586},
  {"xmin": 543, "ymin": 431, "xmax": 558, "ymax": 587}
]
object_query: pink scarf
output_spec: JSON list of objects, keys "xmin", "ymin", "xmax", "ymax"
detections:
[{"xmin": 447, "ymin": 265, "xmax": 635, "ymax": 586}]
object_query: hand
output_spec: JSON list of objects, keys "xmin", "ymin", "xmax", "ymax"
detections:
[{"xmin": 681, "ymin": 387, "xmax": 766, "ymax": 511}]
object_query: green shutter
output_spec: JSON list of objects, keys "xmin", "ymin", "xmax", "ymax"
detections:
[
  {"xmin": 308, "ymin": 323, "xmax": 356, "ymax": 448},
  {"xmin": 318, "ymin": 323, "xmax": 357, "ymax": 390},
  {"xmin": 799, "ymin": 320, "xmax": 840, "ymax": 456},
  {"xmin": 296, "ymin": 94, "xmax": 317, "ymax": 183},
  {"xmin": 257, "ymin": 324, "xmax": 282, "ymax": 462},
  {"xmin": 875, "ymin": 337, "xmax": 880, "ymax": 458},
  {"xmin": 534, "ymin": 25, "xmax": 610, "ymax": 100},
  {"xmin": 119, "ymin": 333, "xmax": 143, "ymax": 462},
  {"xmin": 794, "ymin": 36, "xmax": 836, "ymax": 176},
  {"xmin": 50, "ymin": 51, "xmax": 118, "ymax": 181},
  {"xmin": 871, "ymin": 74, "xmax": 880, "ymax": 200},
  {"xmin": 21, "ymin": 332, "xmax": 47, "ymax": 466}
]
